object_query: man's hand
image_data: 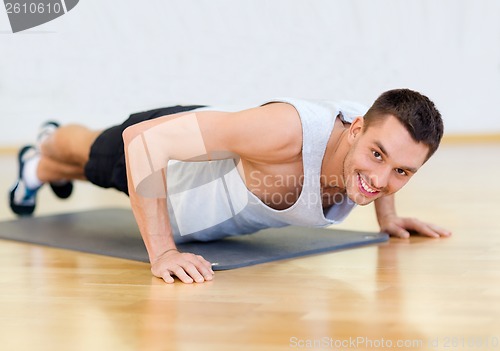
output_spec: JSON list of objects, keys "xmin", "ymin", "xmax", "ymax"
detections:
[
  {"xmin": 374, "ymin": 195, "xmax": 451, "ymax": 239},
  {"xmin": 151, "ymin": 250, "xmax": 215, "ymax": 284},
  {"xmin": 378, "ymin": 214, "xmax": 452, "ymax": 239}
]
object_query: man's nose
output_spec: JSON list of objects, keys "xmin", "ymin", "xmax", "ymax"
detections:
[{"xmin": 370, "ymin": 166, "xmax": 391, "ymax": 189}]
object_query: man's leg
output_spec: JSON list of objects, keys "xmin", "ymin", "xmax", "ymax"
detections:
[
  {"xmin": 38, "ymin": 124, "xmax": 101, "ymax": 183},
  {"xmin": 9, "ymin": 105, "xmax": 204, "ymax": 215},
  {"xmin": 9, "ymin": 123, "xmax": 101, "ymax": 216}
]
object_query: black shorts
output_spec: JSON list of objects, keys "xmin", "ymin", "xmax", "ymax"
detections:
[{"xmin": 84, "ymin": 105, "xmax": 205, "ymax": 195}]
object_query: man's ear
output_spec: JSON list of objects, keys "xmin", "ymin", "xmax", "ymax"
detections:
[{"xmin": 347, "ymin": 116, "xmax": 364, "ymax": 145}]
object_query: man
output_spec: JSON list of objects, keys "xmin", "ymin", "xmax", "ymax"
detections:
[{"xmin": 9, "ymin": 89, "xmax": 452, "ymax": 284}]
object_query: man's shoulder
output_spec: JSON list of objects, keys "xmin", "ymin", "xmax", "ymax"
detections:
[{"xmin": 261, "ymin": 97, "xmax": 368, "ymax": 122}]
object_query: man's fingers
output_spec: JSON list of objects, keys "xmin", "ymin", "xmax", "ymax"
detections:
[
  {"xmin": 384, "ymin": 223, "xmax": 410, "ymax": 238},
  {"xmin": 152, "ymin": 251, "xmax": 215, "ymax": 284},
  {"xmin": 183, "ymin": 263, "xmax": 208, "ymax": 283},
  {"xmin": 404, "ymin": 219, "xmax": 449, "ymax": 238},
  {"xmin": 394, "ymin": 227, "xmax": 410, "ymax": 239},
  {"xmin": 430, "ymin": 225, "xmax": 452, "ymax": 237},
  {"xmin": 161, "ymin": 273, "xmax": 175, "ymax": 284},
  {"xmin": 382, "ymin": 217, "xmax": 452, "ymax": 239},
  {"xmin": 184, "ymin": 255, "xmax": 214, "ymax": 282},
  {"xmin": 197, "ymin": 255, "xmax": 215, "ymax": 274},
  {"xmin": 195, "ymin": 255, "xmax": 215, "ymax": 277},
  {"xmin": 414, "ymin": 223, "xmax": 439, "ymax": 238},
  {"xmin": 171, "ymin": 266, "xmax": 195, "ymax": 284}
]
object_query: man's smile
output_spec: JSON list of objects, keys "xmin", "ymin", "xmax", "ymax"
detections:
[{"xmin": 357, "ymin": 173, "xmax": 380, "ymax": 197}]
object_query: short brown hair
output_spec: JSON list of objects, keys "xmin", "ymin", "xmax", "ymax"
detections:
[{"xmin": 364, "ymin": 89, "xmax": 444, "ymax": 160}]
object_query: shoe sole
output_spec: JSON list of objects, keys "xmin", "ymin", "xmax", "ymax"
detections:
[{"xmin": 9, "ymin": 145, "xmax": 36, "ymax": 216}]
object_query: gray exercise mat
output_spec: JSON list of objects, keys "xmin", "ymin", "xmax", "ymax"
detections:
[{"xmin": 0, "ymin": 208, "xmax": 389, "ymax": 270}]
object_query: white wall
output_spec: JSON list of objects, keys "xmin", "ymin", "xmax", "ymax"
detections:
[{"xmin": 1, "ymin": 0, "xmax": 499, "ymax": 146}]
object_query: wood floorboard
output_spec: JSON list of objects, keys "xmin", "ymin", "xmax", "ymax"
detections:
[{"xmin": 0, "ymin": 144, "xmax": 499, "ymax": 351}]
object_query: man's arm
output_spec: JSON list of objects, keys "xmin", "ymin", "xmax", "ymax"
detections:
[
  {"xmin": 122, "ymin": 103, "xmax": 302, "ymax": 284},
  {"xmin": 375, "ymin": 194, "xmax": 452, "ymax": 238},
  {"xmin": 123, "ymin": 112, "xmax": 215, "ymax": 284}
]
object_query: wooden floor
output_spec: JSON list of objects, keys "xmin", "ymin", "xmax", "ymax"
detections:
[{"xmin": 0, "ymin": 143, "xmax": 499, "ymax": 351}]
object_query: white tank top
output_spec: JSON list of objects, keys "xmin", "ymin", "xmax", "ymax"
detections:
[{"xmin": 166, "ymin": 98, "xmax": 368, "ymax": 242}]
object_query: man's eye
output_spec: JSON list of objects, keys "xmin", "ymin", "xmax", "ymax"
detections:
[
  {"xmin": 372, "ymin": 151, "xmax": 382, "ymax": 160},
  {"xmin": 395, "ymin": 168, "xmax": 407, "ymax": 176}
]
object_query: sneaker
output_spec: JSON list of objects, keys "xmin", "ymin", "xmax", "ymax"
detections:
[
  {"xmin": 37, "ymin": 120, "xmax": 60, "ymax": 146},
  {"xmin": 9, "ymin": 145, "xmax": 41, "ymax": 216},
  {"xmin": 38, "ymin": 121, "xmax": 74, "ymax": 199},
  {"xmin": 49, "ymin": 181, "xmax": 73, "ymax": 199}
]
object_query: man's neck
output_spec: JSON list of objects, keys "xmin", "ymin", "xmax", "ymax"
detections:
[{"xmin": 321, "ymin": 117, "xmax": 350, "ymax": 190}]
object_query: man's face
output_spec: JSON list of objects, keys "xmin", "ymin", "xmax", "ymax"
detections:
[{"xmin": 343, "ymin": 114, "xmax": 430, "ymax": 206}]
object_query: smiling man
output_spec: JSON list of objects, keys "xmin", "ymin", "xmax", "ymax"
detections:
[{"xmin": 9, "ymin": 88, "xmax": 451, "ymax": 284}]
